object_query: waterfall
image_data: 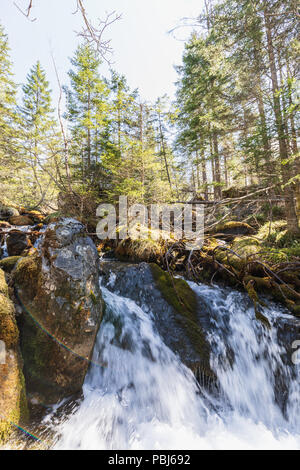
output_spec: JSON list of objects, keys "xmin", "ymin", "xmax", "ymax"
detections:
[{"xmin": 50, "ymin": 276, "xmax": 300, "ymax": 450}]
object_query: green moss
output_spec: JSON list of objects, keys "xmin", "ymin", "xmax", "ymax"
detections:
[
  {"xmin": 281, "ymin": 245, "xmax": 300, "ymax": 259},
  {"xmin": 149, "ymin": 263, "xmax": 212, "ymax": 376},
  {"xmin": 290, "ymin": 304, "xmax": 300, "ymax": 316},
  {"xmin": 13, "ymin": 255, "xmax": 41, "ymax": 298},
  {"xmin": 244, "ymin": 279, "xmax": 271, "ymax": 329},
  {"xmin": 18, "ymin": 370, "xmax": 29, "ymax": 424},
  {"xmin": 0, "ymin": 358, "xmax": 29, "ymax": 445},
  {"xmin": 213, "ymin": 221, "xmax": 255, "ymax": 235},
  {"xmin": 150, "ymin": 263, "xmax": 197, "ymax": 320},
  {"xmin": 0, "ymin": 256, "xmax": 22, "ymax": 273},
  {"xmin": 0, "ymin": 269, "xmax": 9, "ymax": 296},
  {"xmin": 43, "ymin": 212, "xmax": 62, "ymax": 224},
  {"xmin": 90, "ymin": 290, "xmax": 99, "ymax": 305},
  {"xmin": 0, "ymin": 293, "xmax": 19, "ymax": 349},
  {"xmin": 231, "ymin": 237, "xmax": 261, "ymax": 256},
  {"xmin": 255, "ymin": 311, "xmax": 271, "ymax": 329},
  {"xmin": 257, "ymin": 220, "xmax": 295, "ymax": 247},
  {"xmin": 116, "ymin": 238, "xmax": 164, "ymax": 263}
]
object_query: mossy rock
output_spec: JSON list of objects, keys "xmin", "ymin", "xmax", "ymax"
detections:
[
  {"xmin": 0, "ymin": 221, "xmax": 11, "ymax": 228},
  {"xmin": 0, "ymin": 269, "xmax": 9, "ymax": 297},
  {"xmin": 290, "ymin": 304, "xmax": 300, "ymax": 316},
  {"xmin": 0, "ymin": 268, "xmax": 19, "ymax": 349},
  {"xmin": 116, "ymin": 238, "xmax": 165, "ymax": 263},
  {"xmin": 0, "ymin": 353, "xmax": 29, "ymax": 445},
  {"xmin": 13, "ymin": 255, "xmax": 41, "ymax": 299},
  {"xmin": 0, "ymin": 293, "xmax": 19, "ymax": 349},
  {"xmin": 0, "ymin": 270, "xmax": 28, "ymax": 445},
  {"xmin": 13, "ymin": 219, "xmax": 104, "ymax": 404},
  {"xmin": 0, "ymin": 256, "xmax": 22, "ymax": 273},
  {"xmin": 9, "ymin": 215, "xmax": 34, "ymax": 226},
  {"xmin": 213, "ymin": 221, "xmax": 255, "ymax": 237},
  {"xmin": 22, "ymin": 210, "xmax": 45, "ymax": 223},
  {"xmin": 256, "ymin": 220, "xmax": 300, "ymax": 249},
  {"xmin": 149, "ymin": 263, "xmax": 212, "ymax": 377},
  {"xmin": 281, "ymin": 245, "xmax": 300, "ymax": 259},
  {"xmin": 0, "ymin": 204, "xmax": 19, "ymax": 220}
]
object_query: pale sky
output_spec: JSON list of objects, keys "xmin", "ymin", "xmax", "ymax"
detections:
[{"xmin": 1, "ymin": 0, "xmax": 204, "ymax": 105}]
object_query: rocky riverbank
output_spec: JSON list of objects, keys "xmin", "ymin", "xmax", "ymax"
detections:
[{"xmin": 0, "ymin": 197, "xmax": 299, "ymax": 447}]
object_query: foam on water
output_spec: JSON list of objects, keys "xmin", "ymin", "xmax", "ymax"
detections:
[{"xmin": 51, "ymin": 279, "xmax": 300, "ymax": 450}]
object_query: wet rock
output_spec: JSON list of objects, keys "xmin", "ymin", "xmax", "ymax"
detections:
[
  {"xmin": 31, "ymin": 223, "xmax": 44, "ymax": 232},
  {"xmin": 0, "ymin": 269, "xmax": 28, "ymax": 444},
  {"xmin": 7, "ymin": 230, "xmax": 30, "ymax": 256},
  {"xmin": 13, "ymin": 218, "xmax": 104, "ymax": 404},
  {"xmin": 101, "ymin": 261, "xmax": 214, "ymax": 384},
  {"xmin": 9, "ymin": 215, "xmax": 34, "ymax": 226}
]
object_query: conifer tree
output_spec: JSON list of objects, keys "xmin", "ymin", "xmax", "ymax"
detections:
[
  {"xmin": 64, "ymin": 43, "xmax": 110, "ymax": 184},
  {"xmin": 20, "ymin": 61, "xmax": 60, "ymax": 203},
  {"xmin": 0, "ymin": 24, "xmax": 19, "ymax": 189}
]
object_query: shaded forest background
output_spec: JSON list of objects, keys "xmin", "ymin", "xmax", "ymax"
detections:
[{"xmin": 0, "ymin": 0, "xmax": 299, "ymax": 233}]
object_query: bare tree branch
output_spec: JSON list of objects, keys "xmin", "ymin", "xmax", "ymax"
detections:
[
  {"xmin": 14, "ymin": 1, "xmax": 121, "ymax": 62},
  {"xmin": 14, "ymin": 0, "xmax": 36, "ymax": 21},
  {"xmin": 51, "ymin": 53, "xmax": 72, "ymax": 191},
  {"xmin": 75, "ymin": 0, "xmax": 121, "ymax": 63}
]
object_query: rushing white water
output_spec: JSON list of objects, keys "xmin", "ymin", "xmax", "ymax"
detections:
[{"xmin": 51, "ymin": 278, "xmax": 300, "ymax": 450}]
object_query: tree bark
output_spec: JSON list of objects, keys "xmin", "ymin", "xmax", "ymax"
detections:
[
  {"xmin": 212, "ymin": 131, "xmax": 222, "ymax": 199},
  {"xmin": 264, "ymin": 7, "xmax": 299, "ymax": 233}
]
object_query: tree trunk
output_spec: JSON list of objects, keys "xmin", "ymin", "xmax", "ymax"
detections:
[
  {"xmin": 264, "ymin": 7, "xmax": 299, "ymax": 233},
  {"xmin": 158, "ymin": 110, "xmax": 172, "ymax": 191},
  {"xmin": 200, "ymin": 135, "xmax": 208, "ymax": 200},
  {"xmin": 212, "ymin": 131, "xmax": 221, "ymax": 199}
]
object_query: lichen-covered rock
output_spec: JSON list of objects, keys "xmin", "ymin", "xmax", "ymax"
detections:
[
  {"xmin": 0, "ymin": 268, "xmax": 28, "ymax": 444},
  {"xmin": 13, "ymin": 218, "xmax": 103, "ymax": 404},
  {"xmin": 101, "ymin": 261, "xmax": 214, "ymax": 384},
  {"xmin": 7, "ymin": 230, "xmax": 30, "ymax": 256}
]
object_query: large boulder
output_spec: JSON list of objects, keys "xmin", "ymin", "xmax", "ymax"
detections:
[
  {"xmin": 101, "ymin": 261, "xmax": 214, "ymax": 384},
  {"xmin": 13, "ymin": 218, "xmax": 104, "ymax": 405},
  {"xmin": 0, "ymin": 269, "xmax": 28, "ymax": 444}
]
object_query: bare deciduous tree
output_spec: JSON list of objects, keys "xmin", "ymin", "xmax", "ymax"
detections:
[
  {"xmin": 14, "ymin": 0, "xmax": 121, "ymax": 61},
  {"xmin": 74, "ymin": 0, "xmax": 121, "ymax": 62}
]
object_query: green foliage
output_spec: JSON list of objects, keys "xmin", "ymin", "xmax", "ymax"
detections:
[
  {"xmin": 64, "ymin": 43, "xmax": 110, "ymax": 183},
  {"xmin": 18, "ymin": 61, "xmax": 62, "ymax": 206},
  {"xmin": 0, "ymin": 25, "xmax": 20, "ymax": 194}
]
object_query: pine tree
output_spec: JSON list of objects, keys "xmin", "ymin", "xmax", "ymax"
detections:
[
  {"xmin": 64, "ymin": 43, "xmax": 110, "ymax": 184},
  {"xmin": 20, "ymin": 61, "xmax": 61, "ymax": 204},
  {"xmin": 0, "ymin": 24, "xmax": 19, "ymax": 191}
]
